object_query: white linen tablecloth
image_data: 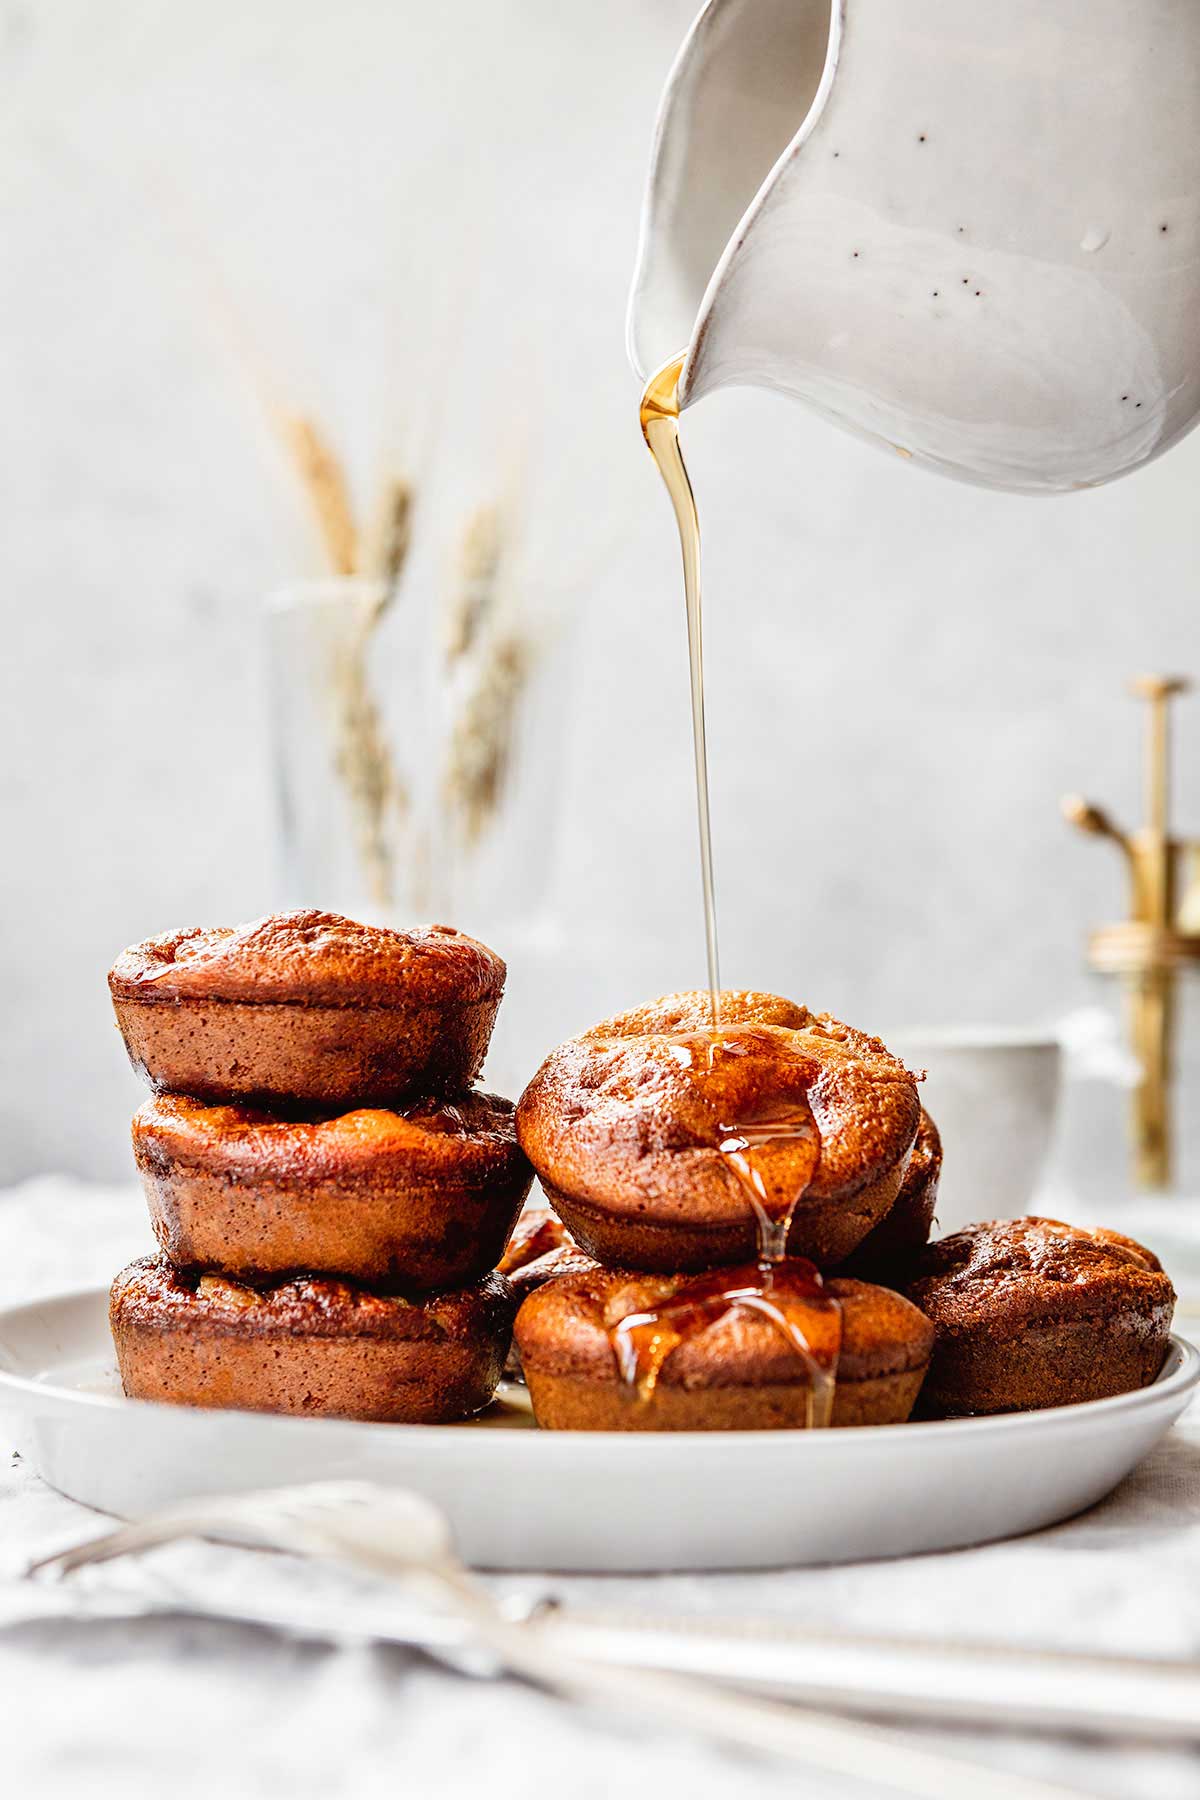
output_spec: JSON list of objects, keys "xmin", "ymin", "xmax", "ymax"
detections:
[{"xmin": 2, "ymin": 1176, "xmax": 1199, "ymax": 1800}]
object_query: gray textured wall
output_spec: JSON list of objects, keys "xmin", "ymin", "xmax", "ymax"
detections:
[{"xmin": 3, "ymin": 0, "xmax": 1198, "ymax": 1182}]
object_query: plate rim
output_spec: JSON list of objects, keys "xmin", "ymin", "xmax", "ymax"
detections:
[{"xmin": 1, "ymin": 1282, "xmax": 1196, "ymax": 1452}]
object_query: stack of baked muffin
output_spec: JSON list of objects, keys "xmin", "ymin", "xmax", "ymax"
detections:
[
  {"xmin": 106, "ymin": 924, "xmax": 1175, "ymax": 1432},
  {"xmin": 107, "ymin": 911, "xmax": 533, "ymax": 1423},
  {"xmin": 506, "ymin": 990, "xmax": 1176, "ymax": 1428}
]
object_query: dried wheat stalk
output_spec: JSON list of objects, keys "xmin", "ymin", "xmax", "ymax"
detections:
[
  {"xmin": 168, "ymin": 216, "xmax": 414, "ymax": 909},
  {"xmin": 443, "ymin": 501, "xmax": 503, "ymax": 661},
  {"xmin": 280, "ymin": 413, "xmax": 358, "ymax": 576},
  {"xmin": 442, "ymin": 630, "xmax": 531, "ymax": 848},
  {"xmin": 369, "ymin": 475, "xmax": 415, "ymax": 595},
  {"xmin": 279, "ymin": 399, "xmax": 538, "ymax": 889},
  {"xmin": 441, "ymin": 496, "xmax": 534, "ymax": 849},
  {"xmin": 330, "ymin": 598, "xmax": 404, "ymax": 907},
  {"xmin": 278, "ymin": 410, "xmax": 413, "ymax": 906}
]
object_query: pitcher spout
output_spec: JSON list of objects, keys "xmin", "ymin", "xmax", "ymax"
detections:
[{"xmin": 627, "ymin": 0, "xmax": 841, "ymax": 390}]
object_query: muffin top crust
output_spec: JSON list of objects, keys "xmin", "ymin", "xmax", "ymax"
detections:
[
  {"xmin": 515, "ymin": 1265, "xmax": 933, "ymax": 1388},
  {"xmin": 133, "ymin": 1089, "xmax": 526, "ymax": 1186},
  {"xmin": 110, "ymin": 1254, "xmax": 515, "ymax": 1343},
  {"xmin": 517, "ymin": 990, "xmax": 921, "ymax": 1225},
  {"xmin": 498, "ymin": 1207, "xmax": 571, "ymax": 1275},
  {"xmin": 898, "ymin": 1109, "xmax": 942, "ymax": 1209},
  {"xmin": 506, "ymin": 1244, "xmax": 598, "ymax": 1301},
  {"xmin": 498, "ymin": 1208, "xmax": 596, "ymax": 1297},
  {"xmin": 841, "ymin": 1107, "xmax": 942, "ymax": 1270},
  {"xmin": 906, "ymin": 1217, "xmax": 1175, "ymax": 1339},
  {"xmin": 109, "ymin": 911, "xmax": 505, "ymax": 1008}
]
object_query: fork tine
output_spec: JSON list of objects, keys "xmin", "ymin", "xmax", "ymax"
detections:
[
  {"xmin": 27, "ymin": 1514, "xmax": 207, "ymax": 1579},
  {"xmin": 23, "ymin": 1482, "xmax": 392, "ymax": 1582},
  {"xmin": 24, "ymin": 1491, "xmax": 264, "ymax": 1579}
]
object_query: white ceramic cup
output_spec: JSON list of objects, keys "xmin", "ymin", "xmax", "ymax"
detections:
[{"xmin": 885, "ymin": 1028, "xmax": 1062, "ymax": 1237}]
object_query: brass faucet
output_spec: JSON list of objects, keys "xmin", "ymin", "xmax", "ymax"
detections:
[{"xmin": 1063, "ymin": 677, "xmax": 1200, "ymax": 1189}]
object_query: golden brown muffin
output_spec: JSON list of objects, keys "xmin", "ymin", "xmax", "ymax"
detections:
[
  {"xmin": 499, "ymin": 1206, "xmax": 572, "ymax": 1277},
  {"xmin": 109, "ymin": 910, "xmax": 505, "ymax": 1108},
  {"xmin": 517, "ymin": 991, "xmax": 921, "ymax": 1272},
  {"xmin": 905, "ymin": 1217, "xmax": 1175, "ymax": 1417},
  {"xmin": 840, "ymin": 1109, "xmax": 941, "ymax": 1277},
  {"xmin": 110, "ymin": 1254, "xmax": 515, "ymax": 1424},
  {"xmin": 506, "ymin": 1241, "xmax": 598, "ymax": 1301},
  {"xmin": 515, "ymin": 1263, "xmax": 933, "ymax": 1431},
  {"xmin": 498, "ymin": 1206, "xmax": 595, "ymax": 1290},
  {"xmin": 132, "ymin": 1090, "xmax": 533, "ymax": 1290},
  {"xmin": 497, "ymin": 1207, "xmax": 598, "ymax": 1377}
]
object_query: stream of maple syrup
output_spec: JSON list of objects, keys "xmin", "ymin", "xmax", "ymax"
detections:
[
  {"xmin": 640, "ymin": 355, "xmax": 722, "ymax": 1029},
  {"xmin": 625, "ymin": 357, "xmax": 849, "ymax": 1430}
]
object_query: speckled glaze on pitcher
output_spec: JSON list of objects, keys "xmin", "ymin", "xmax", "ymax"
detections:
[{"xmin": 628, "ymin": 0, "xmax": 1200, "ymax": 493}]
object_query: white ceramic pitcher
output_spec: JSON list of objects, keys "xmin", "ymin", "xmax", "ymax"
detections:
[{"xmin": 628, "ymin": 0, "xmax": 1200, "ymax": 493}]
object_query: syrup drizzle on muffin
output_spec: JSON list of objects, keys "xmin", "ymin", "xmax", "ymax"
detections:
[
  {"xmin": 608, "ymin": 1027, "xmax": 844, "ymax": 1423},
  {"xmin": 633, "ymin": 358, "xmax": 912, "ymax": 1423}
]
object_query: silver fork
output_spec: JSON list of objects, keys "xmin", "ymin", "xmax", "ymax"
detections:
[{"xmin": 28, "ymin": 1480, "xmax": 1085, "ymax": 1800}]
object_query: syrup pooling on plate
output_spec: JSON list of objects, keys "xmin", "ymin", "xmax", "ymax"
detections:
[
  {"xmin": 612, "ymin": 1025, "xmax": 844, "ymax": 1424},
  {"xmin": 640, "ymin": 354, "xmax": 721, "ymax": 1029}
]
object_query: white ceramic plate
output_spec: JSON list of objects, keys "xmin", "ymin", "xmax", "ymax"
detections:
[{"xmin": 1, "ymin": 1286, "xmax": 1195, "ymax": 1572}]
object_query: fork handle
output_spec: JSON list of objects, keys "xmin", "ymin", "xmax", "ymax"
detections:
[{"xmin": 407, "ymin": 1567, "xmax": 1084, "ymax": 1800}]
